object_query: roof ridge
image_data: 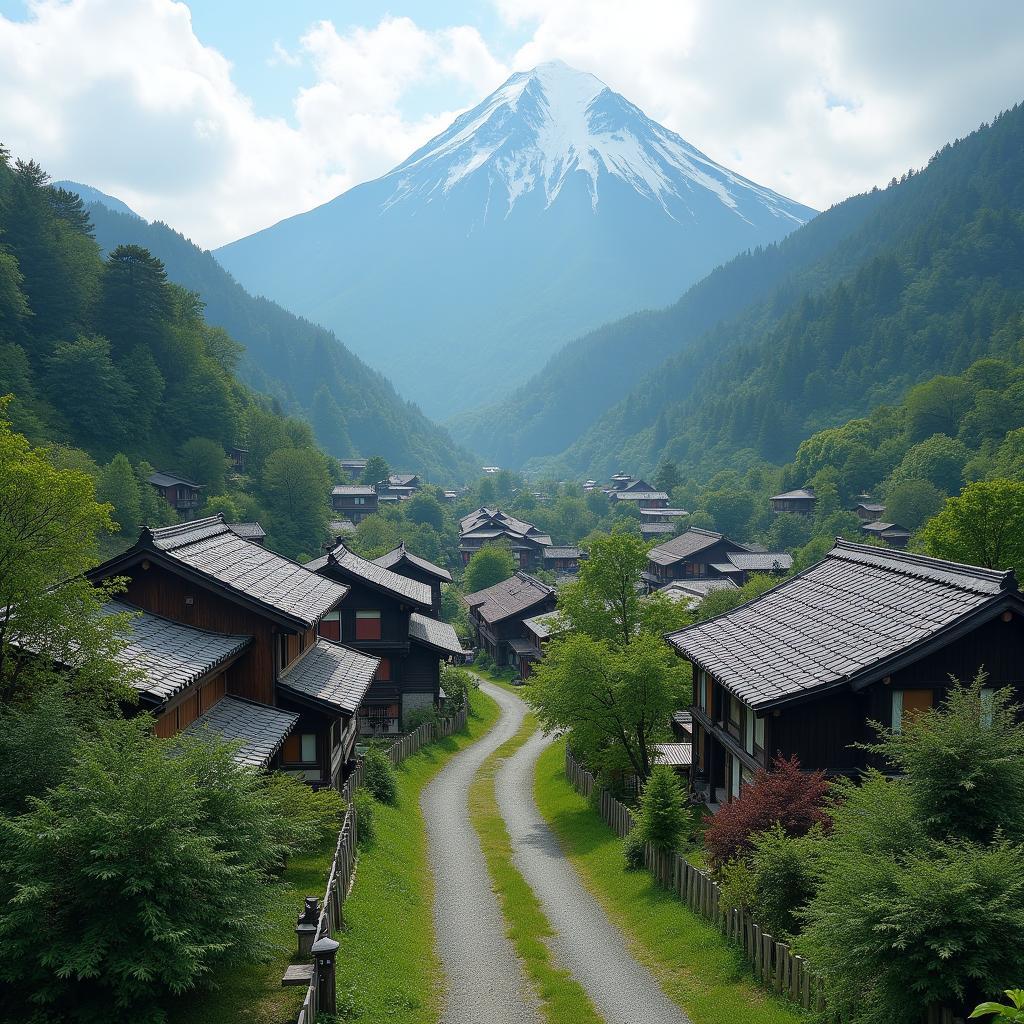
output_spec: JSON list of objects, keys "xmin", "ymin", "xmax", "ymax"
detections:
[
  {"xmin": 832, "ymin": 538, "xmax": 1015, "ymax": 591},
  {"xmin": 145, "ymin": 514, "xmax": 229, "ymax": 546}
]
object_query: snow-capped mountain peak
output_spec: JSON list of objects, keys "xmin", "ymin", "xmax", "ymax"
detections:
[{"xmin": 385, "ymin": 61, "xmax": 809, "ymax": 225}]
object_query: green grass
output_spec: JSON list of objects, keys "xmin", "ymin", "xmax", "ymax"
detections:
[
  {"xmin": 169, "ymin": 686, "xmax": 500, "ymax": 1024},
  {"xmin": 534, "ymin": 738, "xmax": 806, "ymax": 1024},
  {"xmin": 331, "ymin": 686, "xmax": 501, "ymax": 1022},
  {"xmin": 469, "ymin": 665, "xmax": 527, "ymax": 696},
  {"xmin": 468, "ymin": 713, "xmax": 603, "ymax": 1024}
]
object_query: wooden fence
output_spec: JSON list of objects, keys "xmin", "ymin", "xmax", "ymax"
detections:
[
  {"xmin": 564, "ymin": 747, "xmax": 962, "ymax": 1022},
  {"xmin": 294, "ymin": 704, "xmax": 469, "ymax": 1024}
]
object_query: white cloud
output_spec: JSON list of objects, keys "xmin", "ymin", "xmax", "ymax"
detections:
[{"xmin": 0, "ymin": 0, "xmax": 1021, "ymax": 246}]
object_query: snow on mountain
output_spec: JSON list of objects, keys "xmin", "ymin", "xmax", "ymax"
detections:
[{"xmin": 216, "ymin": 62, "xmax": 816, "ymax": 420}]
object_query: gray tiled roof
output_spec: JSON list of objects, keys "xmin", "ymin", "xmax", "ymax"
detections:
[
  {"xmin": 148, "ymin": 470, "xmax": 201, "ymax": 489},
  {"xmin": 522, "ymin": 611, "xmax": 565, "ymax": 640},
  {"xmin": 324, "ymin": 543, "xmax": 432, "ymax": 607},
  {"xmin": 659, "ymin": 579, "xmax": 739, "ymax": 604},
  {"xmin": 182, "ymin": 696, "xmax": 298, "ymax": 768},
  {"xmin": 639, "ymin": 508, "xmax": 689, "ymax": 517},
  {"xmin": 544, "ymin": 546, "xmax": 582, "ymax": 559},
  {"xmin": 612, "ymin": 490, "xmax": 669, "ymax": 501},
  {"xmin": 653, "ymin": 742, "xmax": 692, "ymax": 767},
  {"xmin": 408, "ymin": 613, "xmax": 464, "ymax": 656},
  {"xmin": 723, "ymin": 552, "xmax": 794, "ymax": 572},
  {"xmin": 102, "ymin": 600, "xmax": 251, "ymax": 702},
  {"xmin": 277, "ymin": 639, "xmax": 378, "ymax": 714},
  {"xmin": 331, "ymin": 485, "xmax": 377, "ymax": 496},
  {"xmin": 641, "ymin": 524, "xmax": 676, "ymax": 536},
  {"xmin": 771, "ymin": 489, "xmax": 816, "ymax": 501},
  {"xmin": 146, "ymin": 517, "xmax": 348, "ymax": 628},
  {"xmin": 227, "ymin": 521, "xmax": 266, "ymax": 541},
  {"xmin": 648, "ymin": 528, "xmax": 744, "ymax": 567},
  {"xmin": 459, "ymin": 507, "xmax": 551, "ymax": 546},
  {"xmin": 862, "ymin": 521, "xmax": 911, "ymax": 535},
  {"xmin": 373, "ymin": 544, "xmax": 453, "ymax": 583},
  {"xmin": 465, "ymin": 571, "xmax": 555, "ymax": 625},
  {"xmin": 508, "ymin": 637, "xmax": 538, "ymax": 657},
  {"xmin": 667, "ymin": 540, "xmax": 1016, "ymax": 709}
]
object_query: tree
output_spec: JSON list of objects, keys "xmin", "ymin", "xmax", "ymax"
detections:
[
  {"xmin": 135, "ymin": 459, "xmax": 176, "ymax": 528},
  {"xmin": 178, "ymin": 436, "xmax": 228, "ymax": 495},
  {"xmin": 635, "ymin": 764, "xmax": 690, "ymax": 851},
  {"xmin": 884, "ymin": 478, "xmax": 946, "ymax": 531},
  {"xmin": 887, "ymin": 433, "xmax": 969, "ymax": 494},
  {"xmin": 261, "ymin": 447, "xmax": 331, "ymax": 560},
  {"xmin": 464, "ymin": 542, "xmax": 516, "ymax": 594},
  {"xmin": 362, "ymin": 455, "xmax": 389, "ymax": 486},
  {"xmin": 94, "ymin": 244, "xmax": 174, "ymax": 360},
  {"xmin": 699, "ymin": 487, "xmax": 755, "ymax": 539},
  {"xmin": 697, "ymin": 573, "xmax": 779, "ymax": 621},
  {"xmin": 96, "ymin": 453, "xmax": 142, "ymax": 535},
  {"xmin": 406, "ymin": 490, "xmax": 444, "ymax": 530},
  {"xmin": 703, "ymin": 755, "xmax": 830, "ymax": 867},
  {"xmin": 921, "ymin": 480, "xmax": 1024, "ymax": 569},
  {"xmin": 972, "ymin": 991, "xmax": 1024, "ymax": 1022},
  {"xmin": 0, "ymin": 719, "xmax": 342, "ymax": 1021},
  {"xmin": 905, "ymin": 375, "xmax": 977, "ymax": 442},
  {"xmin": 525, "ymin": 631, "xmax": 687, "ymax": 781},
  {"xmin": 654, "ymin": 460, "xmax": 682, "ymax": 494}
]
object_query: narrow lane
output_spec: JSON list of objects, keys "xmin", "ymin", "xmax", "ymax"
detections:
[
  {"xmin": 486, "ymin": 681, "xmax": 693, "ymax": 1024},
  {"xmin": 420, "ymin": 684, "xmax": 542, "ymax": 1024}
]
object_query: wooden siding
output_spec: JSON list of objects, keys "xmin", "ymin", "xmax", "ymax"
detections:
[{"xmin": 153, "ymin": 672, "xmax": 228, "ymax": 738}]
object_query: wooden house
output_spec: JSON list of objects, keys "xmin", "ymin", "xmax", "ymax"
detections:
[
  {"xmin": 708, "ymin": 551, "xmax": 793, "ymax": 585},
  {"xmin": 228, "ymin": 446, "xmax": 248, "ymax": 474},
  {"xmin": 659, "ymin": 578, "xmax": 739, "ymax": 609},
  {"xmin": 542, "ymin": 545, "xmax": 584, "ymax": 576},
  {"xmin": 608, "ymin": 478, "xmax": 670, "ymax": 509},
  {"xmin": 639, "ymin": 508, "xmax": 689, "ymax": 524},
  {"xmin": 339, "ymin": 458, "xmax": 368, "ymax": 478},
  {"xmin": 645, "ymin": 528, "xmax": 752, "ymax": 590},
  {"xmin": 464, "ymin": 572, "xmax": 557, "ymax": 667},
  {"xmin": 641, "ymin": 523, "xmax": 676, "ymax": 540},
  {"xmin": 769, "ymin": 488, "xmax": 817, "ymax": 515},
  {"xmin": 512, "ymin": 611, "xmax": 566, "ymax": 679},
  {"xmin": 147, "ymin": 471, "xmax": 202, "ymax": 518},
  {"xmin": 458, "ymin": 507, "xmax": 553, "ymax": 570},
  {"xmin": 853, "ymin": 501, "xmax": 886, "ymax": 522},
  {"xmin": 88, "ymin": 516, "xmax": 377, "ymax": 789},
  {"xmin": 308, "ymin": 542, "xmax": 463, "ymax": 736},
  {"xmin": 373, "ymin": 542, "xmax": 453, "ymax": 617},
  {"xmin": 860, "ymin": 520, "xmax": 912, "ymax": 548},
  {"xmin": 331, "ymin": 485, "xmax": 378, "ymax": 524},
  {"xmin": 667, "ymin": 540, "xmax": 1024, "ymax": 807}
]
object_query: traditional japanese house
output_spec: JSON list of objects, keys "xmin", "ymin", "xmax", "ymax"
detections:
[
  {"xmin": 228, "ymin": 447, "xmax": 248, "ymax": 474},
  {"xmin": 708, "ymin": 551, "xmax": 794, "ymax": 585},
  {"xmin": 542, "ymin": 545, "xmax": 584, "ymax": 576},
  {"xmin": 512, "ymin": 610, "xmax": 566, "ymax": 678},
  {"xmin": 667, "ymin": 540, "xmax": 1024, "ymax": 807},
  {"xmin": 769, "ymin": 488, "xmax": 817, "ymax": 515},
  {"xmin": 464, "ymin": 572, "xmax": 557, "ymax": 667},
  {"xmin": 645, "ymin": 528, "xmax": 753, "ymax": 590},
  {"xmin": 652, "ymin": 742, "xmax": 692, "ymax": 783},
  {"xmin": 659, "ymin": 578, "xmax": 738, "ymax": 609},
  {"xmin": 308, "ymin": 542, "xmax": 463, "ymax": 736},
  {"xmin": 608, "ymin": 478, "xmax": 670, "ymax": 509},
  {"xmin": 373, "ymin": 542, "xmax": 453, "ymax": 617},
  {"xmin": 88, "ymin": 516, "xmax": 376, "ymax": 789},
  {"xmin": 330, "ymin": 485, "xmax": 379, "ymax": 523},
  {"xmin": 458, "ymin": 507, "xmax": 553, "ymax": 570},
  {"xmin": 639, "ymin": 508, "xmax": 689, "ymax": 524},
  {"xmin": 339, "ymin": 458, "xmax": 368, "ymax": 478},
  {"xmin": 641, "ymin": 523, "xmax": 676, "ymax": 540},
  {"xmin": 227, "ymin": 521, "xmax": 266, "ymax": 546},
  {"xmin": 853, "ymin": 501, "xmax": 886, "ymax": 522},
  {"xmin": 860, "ymin": 520, "xmax": 912, "ymax": 548},
  {"xmin": 147, "ymin": 471, "xmax": 202, "ymax": 518}
]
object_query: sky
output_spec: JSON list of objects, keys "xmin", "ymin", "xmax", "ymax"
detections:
[{"xmin": 1, "ymin": 0, "xmax": 1022, "ymax": 249}]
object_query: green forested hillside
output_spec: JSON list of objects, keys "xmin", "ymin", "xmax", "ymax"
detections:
[
  {"xmin": 79, "ymin": 202, "xmax": 476, "ymax": 481},
  {"xmin": 533, "ymin": 102, "xmax": 1024, "ymax": 481},
  {"xmin": 0, "ymin": 152, "xmax": 346, "ymax": 558}
]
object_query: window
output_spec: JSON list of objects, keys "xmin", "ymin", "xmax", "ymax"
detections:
[
  {"xmin": 282, "ymin": 733, "xmax": 318, "ymax": 764},
  {"xmin": 754, "ymin": 716, "xmax": 765, "ymax": 754},
  {"xmin": 320, "ymin": 610, "xmax": 341, "ymax": 642},
  {"xmin": 744, "ymin": 708, "xmax": 754, "ymax": 755},
  {"xmin": 301, "ymin": 734, "xmax": 317, "ymax": 762},
  {"xmin": 356, "ymin": 609, "xmax": 382, "ymax": 641},
  {"xmin": 375, "ymin": 657, "xmax": 391, "ymax": 681},
  {"xmin": 696, "ymin": 669, "xmax": 706, "ymax": 711},
  {"xmin": 892, "ymin": 689, "xmax": 933, "ymax": 732},
  {"xmin": 354, "ymin": 496, "xmax": 365, "ymax": 505}
]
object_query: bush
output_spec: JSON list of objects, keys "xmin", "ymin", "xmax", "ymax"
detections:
[
  {"xmin": 623, "ymin": 828, "xmax": 646, "ymax": 870},
  {"xmin": 353, "ymin": 788, "xmax": 376, "ymax": 848},
  {"xmin": 746, "ymin": 824, "xmax": 823, "ymax": 939},
  {"xmin": 0, "ymin": 719, "xmax": 337, "ymax": 1021},
  {"xmin": 703, "ymin": 754, "xmax": 829, "ymax": 868},
  {"xmin": 718, "ymin": 857, "xmax": 757, "ymax": 914},
  {"xmin": 475, "ymin": 650, "xmax": 493, "ymax": 671},
  {"xmin": 440, "ymin": 663, "xmax": 473, "ymax": 715},
  {"xmin": 404, "ymin": 705, "xmax": 439, "ymax": 732},
  {"xmin": 362, "ymin": 745, "xmax": 398, "ymax": 806},
  {"xmin": 635, "ymin": 765, "xmax": 690, "ymax": 852}
]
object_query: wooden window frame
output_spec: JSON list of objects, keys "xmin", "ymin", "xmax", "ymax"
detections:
[{"xmin": 356, "ymin": 610, "xmax": 382, "ymax": 641}]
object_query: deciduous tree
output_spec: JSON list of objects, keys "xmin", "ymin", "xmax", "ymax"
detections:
[{"xmin": 921, "ymin": 479, "xmax": 1024, "ymax": 569}]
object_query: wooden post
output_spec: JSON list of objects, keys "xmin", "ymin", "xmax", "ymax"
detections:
[
  {"xmin": 295, "ymin": 896, "xmax": 320, "ymax": 957},
  {"xmin": 311, "ymin": 936, "xmax": 340, "ymax": 1016}
]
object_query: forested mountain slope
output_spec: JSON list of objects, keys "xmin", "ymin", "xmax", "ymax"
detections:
[
  {"xmin": 80, "ymin": 203, "xmax": 475, "ymax": 481},
  {"xmin": 538, "ymin": 101, "xmax": 1024, "ymax": 480}
]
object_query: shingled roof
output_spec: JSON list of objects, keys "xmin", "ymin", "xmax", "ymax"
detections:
[
  {"xmin": 464, "ymin": 572, "xmax": 555, "ymax": 625},
  {"xmin": 667, "ymin": 540, "xmax": 1020, "ymax": 710},
  {"xmin": 318, "ymin": 542, "xmax": 432, "ymax": 608},
  {"xmin": 648, "ymin": 528, "xmax": 749, "ymax": 567},
  {"xmin": 459, "ymin": 508, "xmax": 552, "ymax": 546},
  {"xmin": 102, "ymin": 600, "xmax": 251, "ymax": 703},
  {"xmin": 148, "ymin": 470, "xmax": 202, "ymax": 489},
  {"xmin": 408, "ymin": 613, "xmax": 464, "ymax": 657},
  {"xmin": 713, "ymin": 552, "xmax": 794, "ymax": 574},
  {"xmin": 277, "ymin": 639, "xmax": 379, "ymax": 714},
  {"xmin": 770, "ymin": 488, "xmax": 817, "ymax": 501},
  {"xmin": 182, "ymin": 696, "xmax": 298, "ymax": 768},
  {"xmin": 93, "ymin": 516, "xmax": 348, "ymax": 630},
  {"xmin": 373, "ymin": 542, "xmax": 453, "ymax": 583}
]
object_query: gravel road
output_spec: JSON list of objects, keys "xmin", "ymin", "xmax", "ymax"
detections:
[
  {"xmin": 488, "ymin": 682, "xmax": 693, "ymax": 1024},
  {"xmin": 420, "ymin": 682, "xmax": 541, "ymax": 1024}
]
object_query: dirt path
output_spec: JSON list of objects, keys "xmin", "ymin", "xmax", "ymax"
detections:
[
  {"xmin": 486, "ymin": 681, "xmax": 693, "ymax": 1024},
  {"xmin": 420, "ymin": 683, "xmax": 541, "ymax": 1024}
]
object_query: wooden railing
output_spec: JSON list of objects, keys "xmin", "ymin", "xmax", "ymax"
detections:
[{"xmin": 294, "ymin": 704, "xmax": 469, "ymax": 1024}]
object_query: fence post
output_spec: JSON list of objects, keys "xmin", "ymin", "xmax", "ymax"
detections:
[
  {"xmin": 295, "ymin": 896, "xmax": 320, "ymax": 957},
  {"xmin": 311, "ymin": 936, "xmax": 340, "ymax": 1016}
]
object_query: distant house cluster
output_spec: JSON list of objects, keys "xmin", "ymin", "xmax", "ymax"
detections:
[
  {"xmin": 328, "ymin": 465, "xmax": 428, "ymax": 531},
  {"xmin": 459, "ymin": 507, "xmax": 554, "ymax": 571}
]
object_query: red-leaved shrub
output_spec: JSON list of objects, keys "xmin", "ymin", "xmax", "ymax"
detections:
[{"xmin": 703, "ymin": 755, "xmax": 829, "ymax": 868}]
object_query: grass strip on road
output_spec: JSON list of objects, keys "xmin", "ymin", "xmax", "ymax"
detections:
[
  {"xmin": 468, "ymin": 711, "xmax": 603, "ymax": 1024},
  {"xmin": 333, "ymin": 685, "xmax": 501, "ymax": 1022},
  {"xmin": 533, "ymin": 737, "xmax": 806, "ymax": 1024}
]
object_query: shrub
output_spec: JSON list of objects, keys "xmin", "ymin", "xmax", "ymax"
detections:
[
  {"xmin": 635, "ymin": 765, "xmax": 690, "ymax": 852},
  {"xmin": 703, "ymin": 754, "xmax": 829, "ymax": 868},
  {"xmin": 353, "ymin": 788, "xmax": 376, "ymax": 848},
  {"xmin": 475, "ymin": 650, "xmax": 493, "ymax": 671},
  {"xmin": 362, "ymin": 745, "xmax": 398, "ymax": 806},
  {"xmin": 623, "ymin": 828, "xmax": 646, "ymax": 870},
  {"xmin": 440, "ymin": 663, "xmax": 473, "ymax": 714},
  {"xmin": 0, "ymin": 719, "xmax": 336, "ymax": 1021},
  {"xmin": 718, "ymin": 857, "xmax": 756, "ymax": 914},
  {"xmin": 404, "ymin": 705, "xmax": 439, "ymax": 732},
  {"xmin": 746, "ymin": 823, "xmax": 824, "ymax": 939}
]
